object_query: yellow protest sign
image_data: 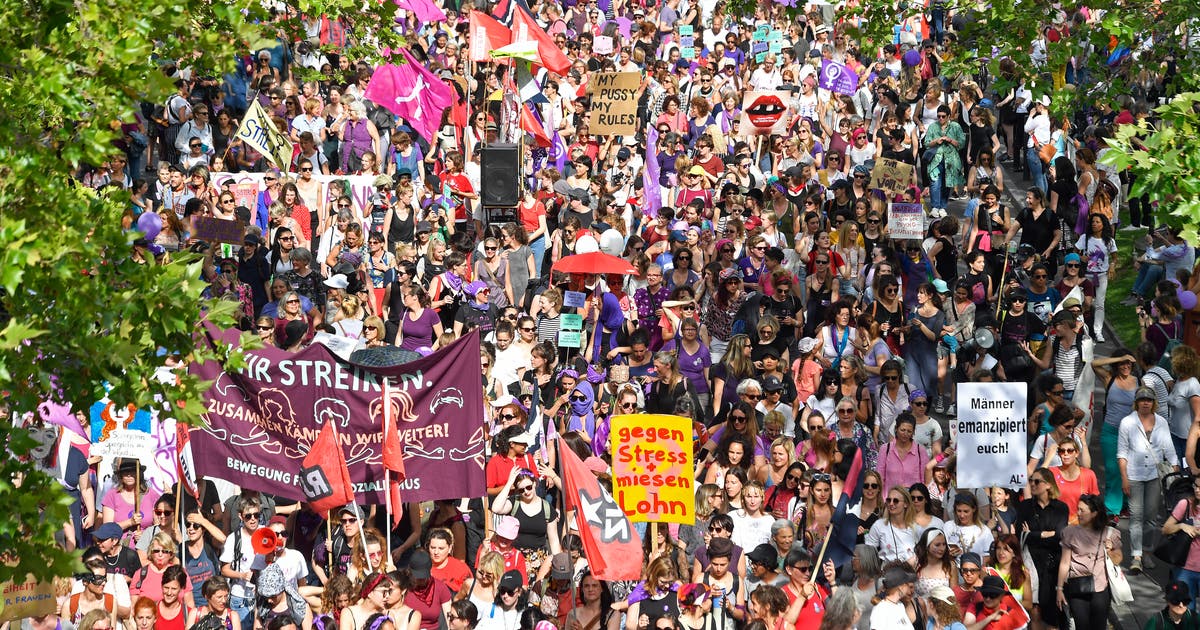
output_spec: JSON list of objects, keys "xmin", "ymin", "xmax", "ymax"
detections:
[
  {"xmin": 869, "ymin": 157, "xmax": 915, "ymax": 197},
  {"xmin": 235, "ymin": 100, "xmax": 294, "ymax": 170},
  {"xmin": 0, "ymin": 576, "xmax": 56, "ymax": 623},
  {"xmin": 586, "ymin": 72, "xmax": 640, "ymax": 136},
  {"xmin": 611, "ymin": 414, "xmax": 694, "ymax": 524}
]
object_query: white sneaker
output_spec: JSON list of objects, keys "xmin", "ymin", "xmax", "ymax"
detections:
[{"xmin": 1095, "ymin": 332, "xmax": 1106, "ymax": 343}]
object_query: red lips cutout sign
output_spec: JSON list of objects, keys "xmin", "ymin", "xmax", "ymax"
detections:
[{"xmin": 740, "ymin": 91, "xmax": 791, "ymax": 135}]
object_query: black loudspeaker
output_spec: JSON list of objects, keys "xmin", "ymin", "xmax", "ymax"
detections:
[{"xmin": 481, "ymin": 143, "xmax": 520, "ymax": 207}]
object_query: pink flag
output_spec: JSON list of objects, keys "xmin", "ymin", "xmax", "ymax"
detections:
[
  {"xmin": 363, "ymin": 50, "xmax": 455, "ymax": 142},
  {"xmin": 393, "ymin": 0, "xmax": 447, "ymax": 23}
]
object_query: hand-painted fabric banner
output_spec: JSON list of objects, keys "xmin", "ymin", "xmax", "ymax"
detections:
[{"xmin": 189, "ymin": 326, "xmax": 486, "ymax": 504}]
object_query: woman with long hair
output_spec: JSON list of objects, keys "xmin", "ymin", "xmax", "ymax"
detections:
[
  {"xmin": 730, "ymin": 481, "xmax": 774, "ymax": 553},
  {"xmin": 865, "ymin": 486, "xmax": 920, "ymax": 566},
  {"xmin": 347, "ymin": 529, "xmax": 395, "ymax": 585},
  {"xmin": 908, "ymin": 483, "xmax": 945, "ymax": 533},
  {"xmin": 720, "ymin": 468, "xmax": 750, "ymax": 515},
  {"xmin": 702, "ymin": 268, "xmax": 751, "ymax": 364},
  {"xmin": 642, "ymin": 522, "xmax": 688, "ymax": 581},
  {"xmin": 1075, "ymin": 213, "xmax": 1118, "ymax": 343},
  {"xmin": 855, "ymin": 471, "xmax": 884, "ymax": 544},
  {"xmin": 942, "ymin": 493, "xmax": 992, "ymax": 563},
  {"xmin": 626, "ymin": 556, "xmax": 681, "ymax": 630},
  {"xmin": 700, "ymin": 432, "xmax": 748, "ymax": 487},
  {"xmin": 647, "ymin": 351, "xmax": 700, "ymax": 417},
  {"xmin": 1057, "ymin": 494, "xmax": 1121, "ymax": 630},
  {"xmin": 803, "ymin": 373, "xmax": 841, "ymax": 425},
  {"xmin": 1017, "ymin": 468, "xmax": 1069, "ymax": 630},
  {"xmin": 914, "ymin": 528, "xmax": 956, "ymax": 599},
  {"xmin": 803, "ymin": 242, "xmax": 842, "ymax": 338},
  {"xmin": 766, "ymin": 463, "xmax": 805, "ymax": 520},
  {"xmin": 989, "ymin": 534, "xmax": 1032, "ymax": 611},
  {"xmin": 795, "ymin": 416, "xmax": 836, "ymax": 473},
  {"xmin": 565, "ymin": 572, "xmax": 619, "ymax": 630},
  {"xmin": 795, "ymin": 473, "xmax": 835, "ymax": 551},
  {"xmin": 100, "ymin": 458, "xmax": 158, "ymax": 546}
]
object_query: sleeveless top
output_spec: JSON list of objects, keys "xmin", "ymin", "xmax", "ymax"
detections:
[
  {"xmin": 157, "ymin": 603, "xmax": 190, "ymax": 630},
  {"xmin": 1103, "ymin": 379, "xmax": 1138, "ymax": 427}
]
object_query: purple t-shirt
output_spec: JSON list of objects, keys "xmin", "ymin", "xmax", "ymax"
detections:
[
  {"xmin": 661, "ymin": 340, "xmax": 713, "ymax": 395},
  {"xmin": 399, "ymin": 308, "xmax": 441, "ymax": 351}
]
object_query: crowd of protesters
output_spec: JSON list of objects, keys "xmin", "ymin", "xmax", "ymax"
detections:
[{"xmin": 12, "ymin": 0, "xmax": 1200, "ymax": 629}]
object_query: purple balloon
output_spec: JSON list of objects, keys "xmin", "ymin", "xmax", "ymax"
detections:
[
  {"xmin": 148, "ymin": 244, "xmax": 166, "ymax": 257},
  {"xmin": 1180, "ymin": 290, "xmax": 1198, "ymax": 311},
  {"xmin": 903, "ymin": 49, "xmax": 922, "ymax": 67},
  {"xmin": 136, "ymin": 211, "xmax": 162, "ymax": 240}
]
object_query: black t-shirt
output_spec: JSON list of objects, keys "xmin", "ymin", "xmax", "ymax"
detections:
[
  {"xmin": 455, "ymin": 303, "xmax": 499, "ymax": 336},
  {"xmin": 933, "ymin": 235, "xmax": 959, "ymax": 284},
  {"xmin": 87, "ymin": 545, "xmax": 141, "ymax": 581},
  {"xmin": 1015, "ymin": 206, "xmax": 1059, "ymax": 255}
]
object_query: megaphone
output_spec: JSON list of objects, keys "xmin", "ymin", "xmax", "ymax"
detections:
[
  {"xmin": 961, "ymin": 328, "xmax": 996, "ymax": 354},
  {"xmin": 251, "ymin": 527, "xmax": 279, "ymax": 555}
]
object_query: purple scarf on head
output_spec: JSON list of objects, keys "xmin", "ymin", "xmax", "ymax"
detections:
[
  {"xmin": 590, "ymin": 292, "xmax": 625, "ymax": 364},
  {"xmin": 569, "ymin": 381, "xmax": 596, "ymax": 440}
]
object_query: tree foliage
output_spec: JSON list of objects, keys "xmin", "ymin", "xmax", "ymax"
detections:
[{"xmin": 0, "ymin": 0, "xmax": 392, "ymax": 584}]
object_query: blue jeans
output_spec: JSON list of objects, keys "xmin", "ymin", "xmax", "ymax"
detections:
[
  {"xmin": 929, "ymin": 162, "xmax": 949, "ymax": 208},
  {"xmin": 1179, "ymin": 569, "xmax": 1200, "ymax": 612},
  {"xmin": 530, "ymin": 234, "xmax": 547, "ymax": 277},
  {"xmin": 231, "ymin": 595, "xmax": 254, "ymax": 630},
  {"xmin": 1129, "ymin": 477, "xmax": 1163, "ymax": 557},
  {"xmin": 1025, "ymin": 147, "xmax": 1047, "ymax": 195},
  {"xmin": 930, "ymin": 8, "xmax": 946, "ymax": 43},
  {"xmin": 1133, "ymin": 263, "xmax": 1165, "ymax": 297}
]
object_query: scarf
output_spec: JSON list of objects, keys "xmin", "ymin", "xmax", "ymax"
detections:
[
  {"xmin": 590, "ymin": 292, "xmax": 625, "ymax": 364},
  {"xmin": 569, "ymin": 381, "xmax": 597, "ymax": 440},
  {"xmin": 442, "ymin": 270, "xmax": 464, "ymax": 293}
]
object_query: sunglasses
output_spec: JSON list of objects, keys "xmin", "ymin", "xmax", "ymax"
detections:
[
  {"xmin": 837, "ymin": 408, "xmax": 855, "ymax": 415},
  {"xmin": 886, "ymin": 498, "xmax": 905, "ymax": 504},
  {"xmin": 242, "ymin": 512, "xmax": 261, "ymax": 520},
  {"xmin": 792, "ymin": 565, "xmax": 812, "ymax": 573},
  {"xmin": 300, "ymin": 167, "xmax": 313, "ymax": 173},
  {"xmin": 257, "ymin": 325, "xmax": 274, "ymax": 332},
  {"xmin": 82, "ymin": 573, "xmax": 108, "ymax": 584},
  {"xmin": 863, "ymin": 482, "xmax": 880, "ymax": 489},
  {"xmin": 709, "ymin": 525, "xmax": 725, "ymax": 533},
  {"xmin": 150, "ymin": 549, "xmax": 173, "ymax": 555},
  {"xmin": 517, "ymin": 485, "xmax": 535, "ymax": 492},
  {"xmin": 912, "ymin": 400, "xmax": 928, "ymax": 407},
  {"xmin": 620, "ymin": 402, "xmax": 637, "ymax": 409},
  {"xmin": 883, "ymin": 375, "xmax": 899, "ymax": 382},
  {"xmin": 155, "ymin": 509, "xmax": 174, "ymax": 516},
  {"xmin": 500, "ymin": 412, "xmax": 519, "ymax": 420},
  {"xmin": 743, "ymin": 394, "xmax": 761, "ymax": 400},
  {"xmin": 786, "ymin": 475, "xmax": 803, "ymax": 483}
]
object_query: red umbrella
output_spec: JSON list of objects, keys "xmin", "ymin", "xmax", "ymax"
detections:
[{"xmin": 551, "ymin": 251, "xmax": 637, "ymax": 275}]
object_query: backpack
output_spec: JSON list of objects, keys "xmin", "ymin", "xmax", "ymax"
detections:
[
  {"xmin": 1153, "ymin": 323, "xmax": 1183, "ymax": 370},
  {"xmin": 1092, "ymin": 179, "xmax": 1117, "ymax": 221}
]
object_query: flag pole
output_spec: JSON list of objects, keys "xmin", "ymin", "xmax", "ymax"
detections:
[
  {"xmin": 384, "ymin": 379, "xmax": 393, "ymax": 557},
  {"xmin": 326, "ymin": 517, "xmax": 333, "ymax": 576},
  {"xmin": 175, "ymin": 484, "xmax": 185, "ymax": 567}
]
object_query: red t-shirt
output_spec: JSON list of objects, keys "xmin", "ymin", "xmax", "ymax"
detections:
[
  {"xmin": 432, "ymin": 557, "xmax": 474, "ymax": 593},
  {"xmin": 485, "ymin": 453, "xmax": 540, "ymax": 492},
  {"xmin": 519, "ymin": 199, "xmax": 547, "ymax": 236},
  {"xmin": 474, "ymin": 541, "xmax": 529, "ymax": 583},
  {"xmin": 405, "ymin": 580, "xmax": 454, "ymax": 630},
  {"xmin": 782, "ymin": 583, "xmax": 829, "ymax": 629},
  {"xmin": 439, "ymin": 172, "xmax": 474, "ymax": 222}
]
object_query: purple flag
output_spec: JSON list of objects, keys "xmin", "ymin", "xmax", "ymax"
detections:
[
  {"xmin": 644, "ymin": 127, "xmax": 662, "ymax": 218},
  {"xmin": 819, "ymin": 59, "xmax": 860, "ymax": 96},
  {"xmin": 550, "ymin": 130, "xmax": 568, "ymax": 171},
  {"xmin": 189, "ymin": 326, "xmax": 487, "ymax": 504},
  {"xmin": 363, "ymin": 50, "xmax": 455, "ymax": 143}
]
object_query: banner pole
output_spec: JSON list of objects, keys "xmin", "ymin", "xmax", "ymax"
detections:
[
  {"xmin": 176, "ymin": 486, "xmax": 185, "ymax": 567},
  {"xmin": 995, "ymin": 243, "xmax": 1011, "ymax": 319},
  {"xmin": 134, "ymin": 460, "xmax": 141, "ymax": 539},
  {"xmin": 384, "ymin": 379, "xmax": 394, "ymax": 557},
  {"xmin": 326, "ymin": 517, "xmax": 333, "ymax": 577}
]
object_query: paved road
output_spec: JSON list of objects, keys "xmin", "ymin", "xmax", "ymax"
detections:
[{"xmin": 932, "ymin": 160, "xmax": 1168, "ymax": 628}]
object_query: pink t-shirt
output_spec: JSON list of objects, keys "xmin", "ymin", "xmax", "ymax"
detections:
[
  {"xmin": 130, "ymin": 566, "xmax": 194, "ymax": 603},
  {"xmin": 1170, "ymin": 499, "xmax": 1200, "ymax": 572},
  {"xmin": 101, "ymin": 489, "xmax": 162, "ymax": 546}
]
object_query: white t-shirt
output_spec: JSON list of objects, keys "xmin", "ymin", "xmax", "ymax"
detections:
[
  {"xmin": 251, "ymin": 548, "xmax": 310, "ymax": 588},
  {"xmin": 219, "ymin": 527, "xmax": 258, "ymax": 599},
  {"xmin": 942, "ymin": 521, "xmax": 994, "ymax": 559},
  {"xmin": 865, "ymin": 520, "xmax": 919, "ymax": 564},
  {"xmin": 870, "ymin": 598, "xmax": 911, "ymax": 630},
  {"xmin": 728, "ymin": 511, "xmax": 774, "ymax": 552}
]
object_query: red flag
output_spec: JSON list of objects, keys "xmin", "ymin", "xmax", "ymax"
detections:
[
  {"xmin": 520, "ymin": 104, "xmax": 551, "ymax": 148},
  {"xmin": 175, "ymin": 423, "xmax": 199, "ymax": 498},
  {"xmin": 382, "ymin": 381, "xmax": 407, "ymax": 528},
  {"xmin": 556, "ymin": 437, "xmax": 643, "ymax": 580},
  {"xmin": 511, "ymin": 9, "xmax": 571, "ymax": 75},
  {"xmin": 300, "ymin": 422, "xmax": 355, "ymax": 518},
  {"xmin": 469, "ymin": 11, "xmax": 512, "ymax": 62}
]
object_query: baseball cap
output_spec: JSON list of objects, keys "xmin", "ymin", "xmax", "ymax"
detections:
[
  {"xmin": 549, "ymin": 552, "xmax": 572, "ymax": 580},
  {"xmin": 617, "ymin": 147, "xmax": 631, "ymax": 160},
  {"xmin": 324, "ymin": 274, "xmax": 349, "ymax": 289},
  {"xmin": 746, "ymin": 543, "xmax": 778, "ymax": 568},
  {"xmin": 95, "ymin": 522, "xmax": 123, "ymax": 541},
  {"xmin": 1135, "ymin": 386, "xmax": 1156, "ymax": 401},
  {"xmin": 762, "ymin": 375, "xmax": 784, "ymax": 391},
  {"xmin": 339, "ymin": 503, "xmax": 365, "ymax": 520},
  {"xmin": 409, "ymin": 549, "xmax": 433, "ymax": 579},
  {"xmin": 499, "ymin": 570, "xmax": 524, "ymax": 592}
]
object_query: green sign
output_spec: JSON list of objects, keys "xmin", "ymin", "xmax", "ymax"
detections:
[
  {"xmin": 561, "ymin": 313, "xmax": 584, "ymax": 330},
  {"xmin": 558, "ymin": 331, "xmax": 582, "ymax": 348}
]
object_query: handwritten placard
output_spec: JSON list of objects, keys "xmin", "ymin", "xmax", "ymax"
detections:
[
  {"xmin": 611, "ymin": 415, "xmax": 695, "ymax": 523},
  {"xmin": 563, "ymin": 291, "xmax": 587, "ymax": 309},
  {"xmin": 0, "ymin": 576, "xmax": 57, "ymax": 623},
  {"xmin": 869, "ymin": 158, "xmax": 915, "ymax": 196},
  {"xmin": 192, "ymin": 217, "xmax": 247, "ymax": 245},
  {"xmin": 586, "ymin": 72, "xmax": 640, "ymax": 135},
  {"xmin": 887, "ymin": 202, "xmax": 926, "ymax": 241},
  {"xmin": 594, "ymin": 35, "xmax": 614, "ymax": 55}
]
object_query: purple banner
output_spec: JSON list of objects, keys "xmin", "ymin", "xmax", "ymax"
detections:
[
  {"xmin": 819, "ymin": 59, "xmax": 860, "ymax": 96},
  {"xmin": 189, "ymin": 327, "xmax": 486, "ymax": 504}
]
